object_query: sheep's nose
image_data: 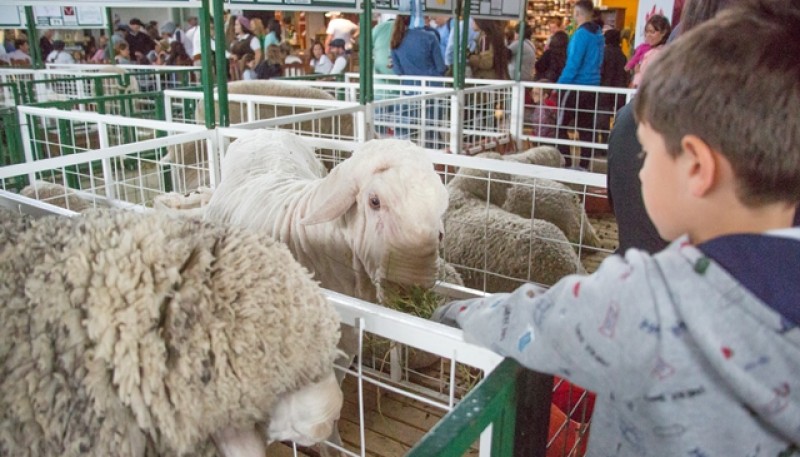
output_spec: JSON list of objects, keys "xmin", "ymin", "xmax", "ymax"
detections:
[{"xmin": 439, "ymin": 231, "xmax": 444, "ymax": 242}]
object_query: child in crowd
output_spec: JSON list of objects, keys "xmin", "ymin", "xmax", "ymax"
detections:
[
  {"xmin": 241, "ymin": 54, "xmax": 257, "ymax": 80},
  {"xmin": 525, "ymin": 84, "xmax": 558, "ymax": 140},
  {"xmin": 114, "ymin": 42, "xmax": 131, "ymax": 65},
  {"xmin": 435, "ymin": 0, "xmax": 800, "ymax": 454}
]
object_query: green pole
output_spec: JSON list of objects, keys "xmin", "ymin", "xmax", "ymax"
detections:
[
  {"xmin": 212, "ymin": 0, "xmax": 229, "ymax": 127},
  {"xmin": 514, "ymin": 10, "xmax": 526, "ymax": 82},
  {"xmin": 456, "ymin": 0, "xmax": 470, "ymax": 90},
  {"xmin": 198, "ymin": 0, "xmax": 216, "ymax": 128},
  {"xmin": 105, "ymin": 8, "xmax": 115, "ymax": 63},
  {"xmin": 24, "ymin": 7, "xmax": 42, "ymax": 69},
  {"xmin": 358, "ymin": 4, "xmax": 373, "ymax": 104}
]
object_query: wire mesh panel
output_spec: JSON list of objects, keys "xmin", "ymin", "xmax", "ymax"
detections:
[
  {"xmin": 432, "ymin": 150, "xmax": 616, "ymax": 294},
  {"xmin": 520, "ymin": 82, "xmax": 636, "ymax": 173},
  {"xmin": 6, "ymin": 106, "xmax": 209, "ymax": 211},
  {"xmin": 372, "ymin": 87, "xmax": 455, "ymax": 151},
  {"xmin": 46, "ymin": 63, "xmax": 203, "ymax": 91}
]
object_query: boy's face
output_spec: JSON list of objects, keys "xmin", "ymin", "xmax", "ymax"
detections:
[{"xmin": 637, "ymin": 122, "xmax": 687, "ymax": 241}]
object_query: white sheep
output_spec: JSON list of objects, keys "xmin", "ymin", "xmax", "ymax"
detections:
[
  {"xmin": 0, "ymin": 209, "xmax": 342, "ymax": 457},
  {"xmin": 205, "ymin": 129, "xmax": 449, "ymax": 303},
  {"xmin": 444, "ymin": 185, "xmax": 585, "ymax": 293},
  {"xmin": 20, "ymin": 181, "xmax": 101, "ymax": 212}
]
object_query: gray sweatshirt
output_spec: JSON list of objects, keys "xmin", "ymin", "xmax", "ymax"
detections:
[{"xmin": 444, "ymin": 229, "xmax": 800, "ymax": 456}]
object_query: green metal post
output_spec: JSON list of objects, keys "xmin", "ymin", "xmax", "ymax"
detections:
[
  {"xmin": 106, "ymin": 8, "xmax": 115, "ymax": 62},
  {"xmin": 24, "ymin": 7, "xmax": 42, "ymax": 69},
  {"xmin": 358, "ymin": 4, "xmax": 373, "ymax": 104},
  {"xmin": 212, "ymin": 0, "xmax": 229, "ymax": 126},
  {"xmin": 514, "ymin": 9, "xmax": 526, "ymax": 82},
  {"xmin": 456, "ymin": 0, "xmax": 470, "ymax": 90},
  {"xmin": 198, "ymin": 0, "xmax": 216, "ymax": 128}
]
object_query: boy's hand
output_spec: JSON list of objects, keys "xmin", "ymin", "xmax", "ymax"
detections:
[{"xmin": 432, "ymin": 297, "xmax": 485, "ymax": 328}]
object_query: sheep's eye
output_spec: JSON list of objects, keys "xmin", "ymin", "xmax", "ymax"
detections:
[{"xmin": 369, "ymin": 195, "xmax": 381, "ymax": 210}]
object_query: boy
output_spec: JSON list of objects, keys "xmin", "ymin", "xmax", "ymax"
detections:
[{"xmin": 435, "ymin": 0, "xmax": 800, "ymax": 454}]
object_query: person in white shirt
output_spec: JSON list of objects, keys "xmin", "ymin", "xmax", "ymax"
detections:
[
  {"xmin": 309, "ymin": 41, "xmax": 332, "ymax": 74},
  {"xmin": 46, "ymin": 40, "xmax": 76, "ymax": 64},
  {"xmin": 328, "ymin": 38, "xmax": 348, "ymax": 74},
  {"xmin": 183, "ymin": 16, "xmax": 198, "ymax": 58},
  {"xmin": 324, "ymin": 12, "xmax": 359, "ymax": 52},
  {"xmin": 5, "ymin": 39, "xmax": 32, "ymax": 65}
]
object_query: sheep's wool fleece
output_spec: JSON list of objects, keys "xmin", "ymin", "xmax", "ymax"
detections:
[{"xmin": 0, "ymin": 209, "xmax": 341, "ymax": 457}]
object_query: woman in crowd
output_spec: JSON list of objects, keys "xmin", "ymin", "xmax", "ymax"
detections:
[
  {"xmin": 534, "ymin": 30, "xmax": 568, "ymax": 81},
  {"xmin": 263, "ymin": 18, "xmax": 282, "ymax": 49},
  {"xmin": 230, "ymin": 15, "xmax": 262, "ymax": 79},
  {"xmin": 309, "ymin": 40, "xmax": 333, "ymax": 74},
  {"xmin": 507, "ymin": 21, "xmax": 536, "ymax": 81},
  {"xmin": 468, "ymin": 19, "xmax": 510, "ymax": 79},
  {"xmin": 630, "ymin": 14, "xmax": 671, "ymax": 87}
]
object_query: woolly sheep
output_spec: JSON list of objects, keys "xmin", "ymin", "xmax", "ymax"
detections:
[
  {"xmin": 444, "ymin": 186, "xmax": 584, "ymax": 293},
  {"xmin": 20, "ymin": 181, "xmax": 101, "ymax": 212},
  {"xmin": 448, "ymin": 147, "xmax": 600, "ymax": 247},
  {"xmin": 0, "ymin": 209, "xmax": 342, "ymax": 457},
  {"xmin": 205, "ymin": 129, "xmax": 449, "ymax": 303},
  {"xmin": 163, "ymin": 80, "xmax": 354, "ymax": 192}
]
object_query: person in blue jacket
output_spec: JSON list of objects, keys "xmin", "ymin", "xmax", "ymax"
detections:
[
  {"xmin": 390, "ymin": 15, "xmax": 446, "ymax": 147},
  {"xmin": 556, "ymin": 0, "xmax": 604, "ymax": 169}
]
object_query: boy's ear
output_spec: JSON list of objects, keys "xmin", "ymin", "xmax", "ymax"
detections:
[{"xmin": 681, "ymin": 135, "xmax": 718, "ymax": 198}]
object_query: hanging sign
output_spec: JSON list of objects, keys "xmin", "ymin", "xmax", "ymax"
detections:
[
  {"xmin": 30, "ymin": 6, "xmax": 107, "ymax": 28},
  {"xmin": 0, "ymin": 5, "xmax": 24, "ymax": 27},
  {"xmin": 228, "ymin": 0, "xmax": 358, "ymax": 12}
]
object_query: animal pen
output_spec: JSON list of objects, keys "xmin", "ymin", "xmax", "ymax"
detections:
[{"xmin": 0, "ymin": 69, "xmax": 633, "ymax": 455}]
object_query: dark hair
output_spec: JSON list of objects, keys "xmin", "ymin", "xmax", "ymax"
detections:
[
  {"xmin": 267, "ymin": 18, "xmax": 282, "ymax": 41},
  {"xmin": 13, "ymin": 39, "xmax": 27, "ymax": 49},
  {"xmin": 390, "ymin": 15, "xmax": 410, "ymax": 49},
  {"xmin": 517, "ymin": 21, "xmax": 533, "ymax": 40},
  {"xmin": 645, "ymin": 14, "xmax": 672, "ymax": 46},
  {"xmin": 474, "ymin": 19, "xmax": 510, "ymax": 79},
  {"xmin": 680, "ymin": 0, "xmax": 735, "ymax": 34},
  {"xmin": 167, "ymin": 41, "xmax": 190, "ymax": 65},
  {"xmin": 549, "ymin": 30, "xmax": 569, "ymax": 53},
  {"xmin": 635, "ymin": 0, "xmax": 800, "ymax": 206},
  {"xmin": 604, "ymin": 29, "xmax": 621, "ymax": 46},
  {"xmin": 574, "ymin": 0, "xmax": 595, "ymax": 16},
  {"xmin": 53, "ymin": 40, "xmax": 66, "ymax": 51}
]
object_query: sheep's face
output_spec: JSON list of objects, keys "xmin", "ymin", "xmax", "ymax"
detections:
[
  {"xmin": 349, "ymin": 152, "xmax": 448, "ymax": 290},
  {"xmin": 302, "ymin": 140, "xmax": 449, "ymax": 293}
]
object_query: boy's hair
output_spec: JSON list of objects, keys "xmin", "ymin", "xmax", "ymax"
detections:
[
  {"xmin": 14, "ymin": 39, "xmax": 27, "ymax": 49},
  {"xmin": 635, "ymin": 0, "xmax": 800, "ymax": 206},
  {"xmin": 115, "ymin": 42, "xmax": 128, "ymax": 52},
  {"xmin": 574, "ymin": 0, "xmax": 595, "ymax": 16}
]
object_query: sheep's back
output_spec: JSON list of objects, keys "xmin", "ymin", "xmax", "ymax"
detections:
[
  {"xmin": 0, "ymin": 209, "xmax": 340, "ymax": 456},
  {"xmin": 443, "ymin": 191, "xmax": 584, "ymax": 292}
]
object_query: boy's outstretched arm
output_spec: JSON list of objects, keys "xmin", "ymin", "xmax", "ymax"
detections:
[{"xmin": 434, "ymin": 251, "xmax": 667, "ymax": 396}]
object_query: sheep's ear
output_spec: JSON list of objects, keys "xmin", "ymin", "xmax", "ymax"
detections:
[{"xmin": 301, "ymin": 167, "xmax": 359, "ymax": 225}]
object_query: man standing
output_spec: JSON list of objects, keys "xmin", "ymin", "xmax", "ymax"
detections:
[
  {"xmin": 125, "ymin": 18, "xmax": 155, "ymax": 63},
  {"xmin": 183, "ymin": 16, "xmax": 198, "ymax": 58},
  {"xmin": 325, "ymin": 12, "xmax": 359, "ymax": 53},
  {"xmin": 556, "ymin": 0, "xmax": 604, "ymax": 169}
]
